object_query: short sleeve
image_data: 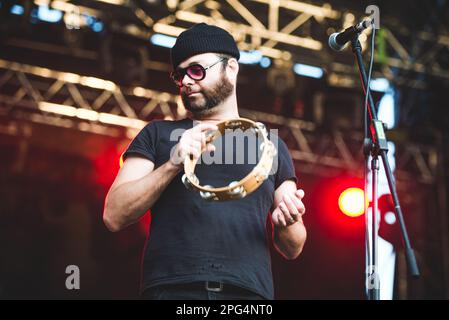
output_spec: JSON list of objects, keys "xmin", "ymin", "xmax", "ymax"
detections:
[
  {"xmin": 123, "ymin": 121, "xmax": 159, "ymax": 163},
  {"xmin": 270, "ymin": 134, "xmax": 297, "ymax": 189}
]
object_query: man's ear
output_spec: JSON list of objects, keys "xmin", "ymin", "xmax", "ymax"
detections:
[{"xmin": 226, "ymin": 58, "xmax": 239, "ymax": 82}]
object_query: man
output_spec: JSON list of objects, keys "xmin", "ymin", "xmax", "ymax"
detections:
[{"xmin": 103, "ymin": 23, "xmax": 306, "ymax": 300}]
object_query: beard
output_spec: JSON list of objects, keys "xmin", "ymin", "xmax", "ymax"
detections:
[{"xmin": 181, "ymin": 73, "xmax": 234, "ymax": 115}]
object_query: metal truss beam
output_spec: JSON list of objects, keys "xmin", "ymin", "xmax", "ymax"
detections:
[
  {"xmin": 0, "ymin": 59, "xmax": 438, "ymax": 183},
  {"xmin": 152, "ymin": 0, "xmax": 338, "ymax": 59},
  {"xmin": 8, "ymin": 1, "xmax": 449, "ymax": 87},
  {"xmin": 374, "ymin": 28, "xmax": 449, "ymax": 87},
  {"xmin": 90, "ymin": 1, "xmax": 449, "ymax": 85}
]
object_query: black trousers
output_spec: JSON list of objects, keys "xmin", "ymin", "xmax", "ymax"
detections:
[{"xmin": 142, "ymin": 282, "xmax": 267, "ymax": 300}]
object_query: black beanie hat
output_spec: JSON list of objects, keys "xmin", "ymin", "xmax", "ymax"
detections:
[{"xmin": 170, "ymin": 23, "xmax": 240, "ymax": 69}]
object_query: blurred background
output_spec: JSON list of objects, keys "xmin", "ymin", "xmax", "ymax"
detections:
[{"xmin": 0, "ymin": 0, "xmax": 448, "ymax": 299}]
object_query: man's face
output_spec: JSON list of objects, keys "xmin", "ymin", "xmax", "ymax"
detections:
[{"xmin": 177, "ymin": 53, "xmax": 234, "ymax": 115}]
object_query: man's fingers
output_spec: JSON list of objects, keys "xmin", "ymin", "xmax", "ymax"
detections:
[
  {"xmin": 186, "ymin": 132, "xmax": 206, "ymax": 148},
  {"xmin": 290, "ymin": 193, "xmax": 306, "ymax": 216},
  {"xmin": 283, "ymin": 195, "xmax": 299, "ymax": 217},
  {"xmin": 294, "ymin": 189, "xmax": 306, "ymax": 215},
  {"xmin": 184, "ymin": 146, "xmax": 201, "ymax": 160},
  {"xmin": 189, "ymin": 140, "xmax": 202, "ymax": 150},
  {"xmin": 271, "ymin": 208, "xmax": 281, "ymax": 225},
  {"xmin": 206, "ymin": 144, "xmax": 216, "ymax": 153},
  {"xmin": 182, "ymin": 137, "xmax": 207, "ymax": 155},
  {"xmin": 296, "ymin": 189, "xmax": 305, "ymax": 199},
  {"xmin": 277, "ymin": 209, "xmax": 287, "ymax": 227}
]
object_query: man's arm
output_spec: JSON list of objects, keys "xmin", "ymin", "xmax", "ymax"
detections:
[
  {"xmin": 271, "ymin": 180, "xmax": 307, "ymax": 260},
  {"xmin": 103, "ymin": 156, "xmax": 181, "ymax": 232},
  {"xmin": 103, "ymin": 122, "xmax": 218, "ymax": 232}
]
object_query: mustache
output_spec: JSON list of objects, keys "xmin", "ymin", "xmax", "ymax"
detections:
[{"xmin": 182, "ymin": 88, "xmax": 203, "ymax": 96}]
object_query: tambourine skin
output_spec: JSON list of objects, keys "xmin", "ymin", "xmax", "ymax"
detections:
[{"xmin": 181, "ymin": 118, "xmax": 277, "ymax": 201}]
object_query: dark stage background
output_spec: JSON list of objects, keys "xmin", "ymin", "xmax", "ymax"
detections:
[{"xmin": 1, "ymin": 0, "xmax": 448, "ymax": 299}]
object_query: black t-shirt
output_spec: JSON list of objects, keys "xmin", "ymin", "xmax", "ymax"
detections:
[{"xmin": 123, "ymin": 118, "xmax": 297, "ymax": 299}]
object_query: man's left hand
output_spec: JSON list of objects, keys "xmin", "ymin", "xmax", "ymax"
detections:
[{"xmin": 272, "ymin": 189, "xmax": 306, "ymax": 227}]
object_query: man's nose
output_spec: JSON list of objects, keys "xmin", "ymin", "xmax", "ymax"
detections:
[{"xmin": 181, "ymin": 74, "xmax": 195, "ymax": 87}]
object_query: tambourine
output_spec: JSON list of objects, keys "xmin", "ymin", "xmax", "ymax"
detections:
[{"xmin": 181, "ymin": 118, "xmax": 277, "ymax": 201}]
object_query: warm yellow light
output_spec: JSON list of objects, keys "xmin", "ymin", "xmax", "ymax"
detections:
[
  {"xmin": 338, "ymin": 187, "xmax": 366, "ymax": 217},
  {"xmin": 38, "ymin": 102, "xmax": 77, "ymax": 117}
]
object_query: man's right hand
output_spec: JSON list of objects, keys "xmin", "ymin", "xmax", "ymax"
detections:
[{"xmin": 169, "ymin": 123, "xmax": 218, "ymax": 168}]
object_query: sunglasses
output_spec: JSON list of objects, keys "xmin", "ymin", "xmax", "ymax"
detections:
[{"xmin": 170, "ymin": 57, "xmax": 227, "ymax": 87}]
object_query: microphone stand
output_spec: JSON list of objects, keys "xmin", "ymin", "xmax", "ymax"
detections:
[{"xmin": 350, "ymin": 36, "xmax": 420, "ymax": 300}]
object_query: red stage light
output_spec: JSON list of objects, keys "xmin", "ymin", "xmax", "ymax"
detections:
[
  {"xmin": 309, "ymin": 174, "xmax": 365, "ymax": 240},
  {"xmin": 338, "ymin": 187, "xmax": 366, "ymax": 217}
]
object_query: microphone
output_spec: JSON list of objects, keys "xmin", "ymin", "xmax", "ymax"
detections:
[{"xmin": 328, "ymin": 19, "xmax": 373, "ymax": 51}]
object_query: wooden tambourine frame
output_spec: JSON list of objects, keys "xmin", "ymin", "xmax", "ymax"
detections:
[{"xmin": 181, "ymin": 118, "xmax": 277, "ymax": 201}]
